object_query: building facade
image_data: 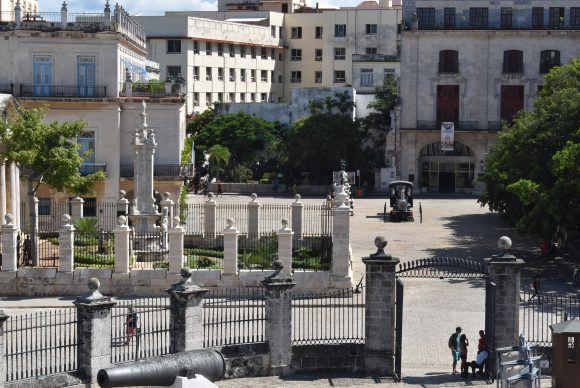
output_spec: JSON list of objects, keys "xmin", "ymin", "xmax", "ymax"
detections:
[{"xmin": 399, "ymin": 0, "xmax": 580, "ymax": 193}]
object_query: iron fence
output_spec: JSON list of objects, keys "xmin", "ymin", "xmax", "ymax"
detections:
[
  {"xmin": 303, "ymin": 204, "xmax": 332, "ymax": 236},
  {"xmin": 184, "ymin": 234, "xmax": 224, "ymax": 270},
  {"xmin": 216, "ymin": 203, "xmax": 248, "ymax": 234},
  {"xmin": 259, "ymin": 204, "xmax": 291, "ymax": 233},
  {"xmin": 291, "ymin": 287, "xmax": 365, "ymax": 345},
  {"xmin": 182, "ymin": 203, "xmax": 204, "ymax": 235},
  {"xmin": 131, "ymin": 231, "xmax": 169, "ymax": 269},
  {"xmin": 203, "ymin": 287, "xmax": 266, "ymax": 348},
  {"xmin": 292, "ymin": 235, "xmax": 332, "ymax": 271},
  {"xmin": 111, "ymin": 297, "xmax": 173, "ymax": 363},
  {"xmin": 74, "ymin": 231, "xmax": 115, "ymax": 268},
  {"xmin": 83, "ymin": 202, "xmax": 119, "ymax": 231},
  {"xmin": 4, "ymin": 309, "xmax": 77, "ymax": 382},
  {"xmin": 238, "ymin": 233, "xmax": 277, "ymax": 270}
]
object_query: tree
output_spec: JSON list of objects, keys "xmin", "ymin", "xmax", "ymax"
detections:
[
  {"xmin": 0, "ymin": 107, "xmax": 105, "ymax": 265},
  {"xmin": 366, "ymin": 75, "xmax": 400, "ymax": 132},
  {"xmin": 479, "ymin": 58, "xmax": 580, "ymax": 241},
  {"xmin": 185, "ymin": 107, "xmax": 216, "ymax": 168},
  {"xmin": 207, "ymin": 144, "xmax": 230, "ymax": 181}
]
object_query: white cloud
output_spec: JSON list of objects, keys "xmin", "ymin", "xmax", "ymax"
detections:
[{"xmin": 40, "ymin": 0, "xmax": 217, "ymax": 15}]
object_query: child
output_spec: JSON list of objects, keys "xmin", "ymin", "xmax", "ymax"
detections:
[{"xmin": 460, "ymin": 334, "xmax": 469, "ymax": 377}]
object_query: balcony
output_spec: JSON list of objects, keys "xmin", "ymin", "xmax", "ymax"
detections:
[
  {"xmin": 120, "ymin": 164, "xmax": 190, "ymax": 178},
  {"xmin": 20, "ymin": 84, "xmax": 108, "ymax": 98},
  {"xmin": 438, "ymin": 62, "xmax": 459, "ymax": 74},
  {"xmin": 119, "ymin": 81, "xmax": 180, "ymax": 98},
  {"xmin": 415, "ymin": 121, "xmax": 479, "ymax": 131},
  {"xmin": 352, "ymin": 54, "xmax": 399, "ymax": 62},
  {"xmin": 502, "ymin": 63, "xmax": 524, "ymax": 74},
  {"xmin": 80, "ymin": 164, "xmax": 107, "ymax": 175}
]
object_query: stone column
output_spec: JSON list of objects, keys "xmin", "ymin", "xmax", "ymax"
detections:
[
  {"xmin": 60, "ymin": 1, "xmax": 67, "ymax": 29},
  {"xmin": 0, "ymin": 160, "xmax": 6, "ymax": 225},
  {"xmin": 166, "ymin": 269, "xmax": 208, "ymax": 352},
  {"xmin": 58, "ymin": 214, "xmax": 75, "ymax": 272},
  {"xmin": 222, "ymin": 219, "xmax": 239, "ymax": 277},
  {"xmin": 331, "ymin": 185, "xmax": 352, "ymax": 282},
  {"xmin": 484, "ymin": 236, "xmax": 525, "ymax": 349},
  {"xmin": 277, "ymin": 219, "xmax": 293, "ymax": 276},
  {"xmin": 116, "ymin": 190, "xmax": 129, "ymax": 217},
  {"xmin": 0, "ymin": 310, "xmax": 9, "ymax": 387},
  {"xmin": 204, "ymin": 193, "xmax": 216, "ymax": 237},
  {"xmin": 103, "ymin": 0, "xmax": 111, "ymax": 29},
  {"xmin": 248, "ymin": 193, "xmax": 260, "ymax": 237},
  {"xmin": 291, "ymin": 194, "xmax": 303, "ymax": 238},
  {"xmin": 363, "ymin": 237, "xmax": 399, "ymax": 375},
  {"xmin": 113, "ymin": 215, "xmax": 131, "ymax": 273},
  {"xmin": 14, "ymin": 164, "xmax": 20, "ymax": 229},
  {"xmin": 1, "ymin": 214, "xmax": 18, "ymax": 271},
  {"xmin": 9, "ymin": 162, "xmax": 17, "ymax": 227},
  {"xmin": 73, "ymin": 278, "xmax": 116, "ymax": 384},
  {"xmin": 160, "ymin": 192, "xmax": 174, "ymax": 228},
  {"xmin": 168, "ymin": 217, "xmax": 185, "ymax": 273},
  {"xmin": 70, "ymin": 197, "xmax": 84, "ymax": 222},
  {"xmin": 15, "ymin": 1, "xmax": 22, "ymax": 28},
  {"xmin": 262, "ymin": 262, "xmax": 295, "ymax": 376}
]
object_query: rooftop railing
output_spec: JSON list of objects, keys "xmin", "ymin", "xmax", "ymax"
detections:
[
  {"xmin": 352, "ymin": 54, "xmax": 400, "ymax": 62},
  {"xmin": 19, "ymin": 84, "xmax": 108, "ymax": 98}
]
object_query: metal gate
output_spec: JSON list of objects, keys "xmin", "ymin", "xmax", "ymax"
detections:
[
  {"xmin": 394, "ymin": 277, "xmax": 404, "ymax": 382},
  {"xmin": 485, "ymin": 280, "xmax": 496, "ymax": 381}
]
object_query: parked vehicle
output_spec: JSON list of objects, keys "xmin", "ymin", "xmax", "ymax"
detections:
[{"xmin": 388, "ymin": 181, "xmax": 414, "ymax": 222}]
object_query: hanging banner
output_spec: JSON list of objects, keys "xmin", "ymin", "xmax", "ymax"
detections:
[{"xmin": 441, "ymin": 122, "xmax": 455, "ymax": 151}]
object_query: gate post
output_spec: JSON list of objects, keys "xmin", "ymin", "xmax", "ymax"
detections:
[
  {"xmin": 362, "ymin": 236, "xmax": 399, "ymax": 376},
  {"xmin": 484, "ymin": 236, "xmax": 525, "ymax": 350}
]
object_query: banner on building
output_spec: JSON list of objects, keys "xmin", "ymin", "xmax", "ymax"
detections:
[{"xmin": 441, "ymin": 122, "xmax": 455, "ymax": 151}]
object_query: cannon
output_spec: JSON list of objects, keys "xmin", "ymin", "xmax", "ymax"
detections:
[{"xmin": 97, "ymin": 349, "xmax": 225, "ymax": 387}]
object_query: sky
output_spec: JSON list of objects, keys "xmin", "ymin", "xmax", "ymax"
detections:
[{"xmin": 40, "ymin": 0, "xmax": 363, "ymax": 15}]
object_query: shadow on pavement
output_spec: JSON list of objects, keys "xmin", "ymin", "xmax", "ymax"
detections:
[{"xmin": 403, "ymin": 372, "xmax": 492, "ymax": 385}]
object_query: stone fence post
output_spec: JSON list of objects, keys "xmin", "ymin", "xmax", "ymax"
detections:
[
  {"xmin": 103, "ymin": 0, "xmax": 111, "ymax": 29},
  {"xmin": 166, "ymin": 269, "xmax": 208, "ymax": 352},
  {"xmin": 291, "ymin": 194, "xmax": 303, "ymax": 238},
  {"xmin": 0, "ymin": 311, "xmax": 9, "ymax": 387},
  {"xmin": 331, "ymin": 185, "xmax": 352, "ymax": 283},
  {"xmin": 70, "ymin": 197, "xmax": 84, "ymax": 222},
  {"xmin": 204, "ymin": 193, "xmax": 216, "ymax": 236},
  {"xmin": 168, "ymin": 217, "xmax": 185, "ymax": 273},
  {"xmin": 14, "ymin": 2, "xmax": 21, "ymax": 28},
  {"xmin": 160, "ymin": 192, "xmax": 174, "ymax": 228},
  {"xmin": 277, "ymin": 219, "xmax": 293, "ymax": 276},
  {"xmin": 262, "ymin": 262, "xmax": 295, "ymax": 376},
  {"xmin": 248, "ymin": 193, "xmax": 260, "ymax": 237},
  {"xmin": 113, "ymin": 216, "xmax": 131, "ymax": 273},
  {"xmin": 73, "ymin": 278, "xmax": 116, "ymax": 384},
  {"xmin": 1, "ymin": 214, "xmax": 18, "ymax": 271},
  {"xmin": 59, "ymin": 214, "xmax": 75, "ymax": 272},
  {"xmin": 222, "ymin": 218, "xmax": 239, "ymax": 277},
  {"xmin": 60, "ymin": 1, "xmax": 67, "ymax": 30},
  {"xmin": 363, "ymin": 237, "xmax": 399, "ymax": 375}
]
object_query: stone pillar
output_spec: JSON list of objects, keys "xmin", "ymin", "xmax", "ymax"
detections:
[
  {"xmin": 160, "ymin": 192, "xmax": 174, "ymax": 228},
  {"xmin": 168, "ymin": 217, "xmax": 185, "ymax": 273},
  {"xmin": 58, "ymin": 214, "xmax": 75, "ymax": 272},
  {"xmin": 363, "ymin": 237, "xmax": 399, "ymax": 375},
  {"xmin": 70, "ymin": 197, "xmax": 84, "ymax": 222},
  {"xmin": 14, "ymin": 1, "xmax": 21, "ymax": 28},
  {"xmin": 248, "ymin": 193, "xmax": 260, "ymax": 237},
  {"xmin": 103, "ymin": 0, "xmax": 111, "ymax": 29},
  {"xmin": 291, "ymin": 194, "xmax": 303, "ymax": 238},
  {"xmin": 9, "ymin": 162, "xmax": 17, "ymax": 227},
  {"xmin": 1, "ymin": 214, "xmax": 18, "ymax": 271},
  {"xmin": 262, "ymin": 262, "xmax": 295, "ymax": 376},
  {"xmin": 60, "ymin": 1, "xmax": 67, "ymax": 30},
  {"xmin": 166, "ymin": 269, "xmax": 208, "ymax": 352},
  {"xmin": 204, "ymin": 193, "xmax": 216, "ymax": 236},
  {"xmin": 484, "ymin": 236, "xmax": 525, "ymax": 349},
  {"xmin": 116, "ymin": 190, "xmax": 129, "ymax": 217},
  {"xmin": 0, "ymin": 310, "xmax": 9, "ymax": 387},
  {"xmin": 14, "ymin": 164, "xmax": 20, "ymax": 229},
  {"xmin": 277, "ymin": 219, "xmax": 293, "ymax": 276},
  {"xmin": 0, "ymin": 160, "xmax": 6, "ymax": 225},
  {"xmin": 331, "ymin": 186, "xmax": 352, "ymax": 282},
  {"xmin": 113, "ymin": 215, "xmax": 131, "ymax": 273},
  {"xmin": 222, "ymin": 219, "xmax": 239, "ymax": 276},
  {"xmin": 73, "ymin": 278, "xmax": 116, "ymax": 384}
]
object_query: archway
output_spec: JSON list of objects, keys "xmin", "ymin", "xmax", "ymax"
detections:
[{"xmin": 419, "ymin": 141, "xmax": 476, "ymax": 194}]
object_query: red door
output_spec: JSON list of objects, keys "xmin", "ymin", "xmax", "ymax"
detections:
[
  {"xmin": 501, "ymin": 85, "xmax": 524, "ymax": 123},
  {"xmin": 437, "ymin": 85, "xmax": 459, "ymax": 124}
]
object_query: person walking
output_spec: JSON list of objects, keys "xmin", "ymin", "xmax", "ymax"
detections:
[
  {"xmin": 460, "ymin": 334, "xmax": 469, "ymax": 377},
  {"xmin": 448, "ymin": 326, "xmax": 462, "ymax": 374},
  {"xmin": 125, "ymin": 306, "xmax": 139, "ymax": 345},
  {"xmin": 217, "ymin": 180, "xmax": 223, "ymax": 197},
  {"xmin": 528, "ymin": 274, "xmax": 542, "ymax": 304}
]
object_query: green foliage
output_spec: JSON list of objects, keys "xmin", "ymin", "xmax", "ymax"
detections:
[
  {"xmin": 227, "ymin": 165, "xmax": 253, "ymax": 183},
  {"xmin": 179, "ymin": 185, "xmax": 188, "ymax": 224},
  {"xmin": 186, "ymin": 108, "xmax": 216, "ymax": 167},
  {"xmin": 184, "ymin": 247, "xmax": 223, "ymax": 269},
  {"xmin": 292, "ymin": 247, "xmax": 331, "ymax": 270},
  {"xmin": 73, "ymin": 217, "xmax": 100, "ymax": 233},
  {"xmin": 366, "ymin": 75, "xmax": 399, "ymax": 131},
  {"xmin": 207, "ymin": 144, "xmax": 231, "ymax": 180},
  {"xmin": 238, "ymin": 235, "xmax": 277, "ymax": 269},
  {"xmin": 479, "ymin": 58, "xmax": 580, "ymax": 239},
  {"xmin": 132, "ymin": 81, "xmax": 169, "ymax": 93}
]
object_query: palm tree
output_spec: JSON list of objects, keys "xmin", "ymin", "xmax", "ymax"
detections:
[{"xmin": 207, "ymin": 144, "xmax": 231, "ymax": 181}]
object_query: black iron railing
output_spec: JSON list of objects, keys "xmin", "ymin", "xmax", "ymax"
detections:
[
  {"xmin": 438, "ymin": 62, "xmax": 459, "ymax": 74},
  {"xmin": 238, "ymin": 233, "xmax": 277, "ymax": 270},
  {"xmin": 0, "ymin": 83, "xmax": 13, "ymax": 94},
  {"xmin": 292, "ymin": 234, "xmax": 332, "ymax": 271},
  {"xmin": 259, "ymin": 204, "xmax": 291, "ymax": 233},
  {"xmin": 74, "ymin": 231, "xmax": 115, "ymax": 268},
  {"xmin": 20, "ymin": 84, "xmax": 108, "ymax": 98},
  {"xmin": 396, "ymin": 257, "xmax": 487, "ymax": 278},
  {"xmin": 488, "ymin": 121, "xmax": 502, "ymax": 131},
  {"xmin": 503, "ymin": 62, "xmax": 524, "ymax": 74},
  {"xmin": 80, "ymin": 164, "xmax": 107, "ymax": 175},
  {"xmin": 415, "ymin": 121, "xmax": 480, "ymax": 131},
  {"xmin": 352, "ymin": 54, "xmax": 399, "ymax": 62},
  {"xmin": 184, "ymin": 234, "xmax": 224, "ymax": 270},
  {"xmin": 119, "ymin": 164, "xmax": 186, "ymax": 178},
  {"xmin": 131, "ymin": 230, "xmax": 169, "ymax": 270}
]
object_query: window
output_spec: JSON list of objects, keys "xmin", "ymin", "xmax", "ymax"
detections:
[
  {"xmin": 229, "ymin": 93, "xmax": 235, "ymax": 102},
  {"xmin": 229, "ymin": 44, "xmax": 235, "ymax": 57},
  {"xmin": 469, "ymin": 8, "xmax": 489, "ymax": 28},
  {"xmin": 193, "ymin": 66, "xmax": 199, "ymax": 80},
  {"xmin": 549, "ymin": 7, "xmax": 565, "ymax": 28},
  {"xmin": 193, "ymin": 41, "xmax": 199, "ymax": 54},
  {"xmin": 217, "ymin": 92, "xmax": 223, "ymax": 103},
  {"xmin": 438, "ymin": 50, "xmax": 458, "ymax": 73},
  {"xmin": 205, "ymin": 92, "xmax": 212, "ymax": 105},
  {"xmin": 315, "ymin": 26, "xmax": 323, "ymax": 39},
  {"xmin": 278, "ymin": 75, "xmax": 283, "ymax": 83},
  {"xmin": 83, "ymin": 198, "xmax": 97, "ymax": 217},
  {"xmin": 366, "ymin": 24, "xmax": 377, "ymax": 34},
  {"xmin": 315, "ymin": 71, "xmax": 322, "ymax": 83},
  {"xmin": 291, "ymin": 49, "xmax": 302, "ymax": 61},
  {"xmin": 205, "ymin": 67, "xmax": 212, "ymax": 81},
  {"xmin": 240, "ymin": 46, "xmax": 246, "ymax": 58},
  {"xmin": 417, "ymin": 8, "xmax": 435, "ymax": 29},
  {"xmin": 229, "ymin": 68, "xmax": 236, "ymax": 81},
  {"xmin": 360, "ymin": 68, "xmax": 373, "ymax": 87},
  {"xmin": 278, "ymin": 53, "xmax": 283, "ymax": 61},
  {"xmin": 241, "ymin": 69, "xmax": 246, "ymax": 82},
  {"xmin": 261, "ymin": 93, "xmax": 267, "ymax": 102},
  {"xmin": 271, "ymin": 71, "xmax": 275, "ymax": 83},
  {"xmin": 271, "ymin": 48, "xmax": 275, "ymax": 58},
  {"xmin": 501, "ymin": 8, "xmax": 513, "ymax": 29},
  {"xmin": 77, "ymin": 130, "xmax": 95, "ymax": 166},
  {"xmin": 217, "ymin": 43, "xmax": 223, "ymax": 56},
  {"xmin": 279, "ymin": 26, "xmax": 283, "ymax": 38},
  {"xmin": 271, "ymin": 25, "xmax": 276, "ymax": 37},
  {"xmin": 217, "ymin": 68, "xmax": 223, "ymax": 81},
  {"xmin": 384, "ymin": 68, "xmax": 395, "ymax": 79},
  {"xmin": 503, "ymin": 50, "xmax": 523, "ymax": 74},
  {"xmin": 571, "ymin": 8, "xmax": 580, "ymax": 28},
  {"xmin": 291, "ymin": 71, "xmax": 302, "ymax": 83},
  {"xmin": 315, "ymin": 49, "xmax": 322, "ymax": 61},
  {"xmin": 167, "ymin": 66, "xmax": 181, "ymax": 80},
  {"xmin": 365, "ymin": 47, "xmax": 377, "ymax": 55},
  {"xmin": 38, "ymin": 198, "xmax": 51, "ymax": 216},
  {"xmin": 291, "ymin": 27, "xmax": 302, "ymax": 39},
  {"xmin": 334, "ymin": 70, "xmax": 346, "ymax": 83},
  {"xmin": 261, "ymin": 47, "xmax": 267, "ymax": 59},
  {"xmin": 532, "ymin": 8, "xmax": 544, "ymax": 29},
  {"xmin": 167, "ymin": 39, "xmax": 181, "ymax": 54},
  {"xmin": 335, "ymin": 24, "xmax": 346, "ymax": 37},
  {"xmin": 261, "ymin": 70, "xmax": 267, "ymax": 82},
  {"xmin": 444, "ymin": 8, "xmax": 456, "ymax": 29},
  {"xmin": 193, "ymin": 92, "xmax": 199, "ymax": 106},
  {"xmin": 334, "ymin": 47, "xmax": 346, "ymax": 60},
  {"xmin": 250, "ymin": 70, "xmax": 256, "ymax": 82},
  {"xmin": 240, "ymin": 93, "xmax": 245, "ymax": 102},
  {"xmin": 250, "ymin": 93, "xmax": 255, "ymax": 103},
  {"xmin": 251, "ymin": 47, "xmax": 256, "ymax": 59},
  {"xmin": 540, "ymin": 50, "xmax": 560, "ymax": 74},
  {"xmin": 205, "ymin": 42, "xmax": 211, "ymax": 55}
]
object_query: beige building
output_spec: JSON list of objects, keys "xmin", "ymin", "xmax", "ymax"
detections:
[
  {"xmin": 218, "ymin": 0, "xmax": 306, "ymax": 13},
  {"xmin": 0, "ymin": 0, "xmax": 37, "ymax": 21}
]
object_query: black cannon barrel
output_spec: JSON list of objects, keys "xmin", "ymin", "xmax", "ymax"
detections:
[{"xmin": 97, "ymin": 349, "xmax": 225, "ymax": 387}]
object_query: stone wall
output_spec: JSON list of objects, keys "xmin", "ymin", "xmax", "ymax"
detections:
[{"xmin": 291, "ymin": 344, "xmax": 365, "ymax": 374}]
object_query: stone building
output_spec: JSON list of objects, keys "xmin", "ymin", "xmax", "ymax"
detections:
[
  {"xmin": 0, "ymin": 0, "xmax": 37, "ymax": 20},
  {"xmin": 399, "ymin": 0, "xmax": 580, "ymax": 193}
]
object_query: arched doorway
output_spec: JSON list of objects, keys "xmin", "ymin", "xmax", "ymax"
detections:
[{"xmin": 420, "ymin": 141, "xmax": 476, "ymax": 193}]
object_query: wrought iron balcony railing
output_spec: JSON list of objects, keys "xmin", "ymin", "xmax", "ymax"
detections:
[
  {"xmin": 352, "ymin": 54, "xmax": 400, "ymax": 62},
  {"xmin": 0, "ymin": 83, "xmax": 13, "ymax": 94},
  {"xmin": 415, "ymin": 121, "xmax": 479, "ymax": 131},
  {"xmin": 120, "ymin": 164, "xmax": 190, "ymax": 178},
  {"xmin": 502, "ymin": 62, "xmax": 524, "ymax": 74},
  {"xmin": 80, "ymin": 164, "xmax": 107, "ymax": 175},
  {"xmin": 20, "ymin": 84, "xmax": 108, "ymax": 98},
  {"xmin": 438, "ymin": 62, "xmax": 459, "ymax": 74}
]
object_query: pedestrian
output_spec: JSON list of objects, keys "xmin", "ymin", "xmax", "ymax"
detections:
[
  {"xmin": 217, "ymin": 180, "xmax": 223, "ymax": 197},
  {"xmin": 448, "ymin": 326, "xmax": 462, "ymax": 374},
  {"xmin": 125, "ymin": 306, "xmax": 139, "ymax": 345},
  {"xmin": 460, "ymin": 334, "xmax": 469, "ymax": 377},
  {"xmin": 23, "ymin": 235, "xmax": 32, "ymax": 266},
  {"xmin": 419, "ymin": 202, "xmax": 423, "ymax": 224},
  {"xmin": 477, "ymin": 329, "xmax": 486, "ymax": 354},
  {"xmin": 528, "ymin": 274, "xmax": 542, "ymax": 304}
]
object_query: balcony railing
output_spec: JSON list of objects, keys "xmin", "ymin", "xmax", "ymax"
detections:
[
  {"xmin": 415, "ymin": 121, "xmax": 480, "ymax": 131},
  {"xmin": 120, "ymin": 164, "xmax": 190, "ymax": 178},
  {"xmin": 502, "ymin": 63, "xmax": 524, "ymax": 74},
  {"xmin": 411, "ymin": 19, "xmax": 580, "ymax": 31},
  {"xmin": 80, "ymin": 164, "xmax": 107, "ymax": 175},
  {"xmin": 487, "ymin": 121, "xmax": 502, "ymax": 131},
  {"xmin": 352, "ymin": 54, "xmax": 400, "ymax": 62},
  {"xmin": 0, "ymin": 83, "xmax": 13, "ymax": 94},
  {"xmin": 20, "ymin": 84, "xmax": 108, "ymax": 98},
  {"xmin": 438, "ymin": 62, "xmax": 459, "ymax": 74}
]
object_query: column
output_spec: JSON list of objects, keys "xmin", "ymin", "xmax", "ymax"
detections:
[
  {"xmin": 60, "ymin": 1, "xmax": 67, "ymax": 29},
  {"xmin": 0, "ymin": 160, "xmax": 6, "ymax": 225},
  {"xmin": 262, "ymin": 265, "xmax": 295, "ymax": 376},
  {"xmin": 1, "ymin": 214, "xmax": 18, "ymax": 271},
  {"xmin": 103, "ymin": 0, "xmax": 111, "ymax": 29},
  {"xmin": 484, "ymin": 236, "xmax": 525, "ymax": 349},
  {"xmin": 291, "ymin": 194, "xmax": 303, "ymax": 238},
  {"xmin": 0, "ymin": 311, "xmax": 9, "ymax": 387},
  {"xmin": 58, "ymin": 214, "xmax": 75, "ymax": 272},
  {"xmin": 204, "ymin": 193, "xmax": 216, "ymax": 236},
  {"xmin": 166, "ymin": 269, "xmax": 208, "ymax": 352},
  {"xmin": 14, "ymin": 164, "xmax": 20, "ymax": 229},
  {"xmin": 277, "ymin": 219, "xmax": 293, "ymax": 276},
  {"xmin": 331, "ymin": 186, "xmax": 352, "ymax": 282},
  {"xmin": 70, "ymin": 197, "xmax": 84, "ymax": 222},
  {"xmin": 160, "ymin": 192, "xmax": 174, "ymax": 228},
  {"xmin": 247, "ymin": 193, "xmax": 260, "ymax": 237},
  {"xmin": 222, "ymin": 219, "xmax": 239, "ymax": 276},
  {"xmin": 113, "ymin": 216, "xmax": 131, "ymax": 273},
  {"xmin": 9, "ymin": 162, "xmax": 16, "ymax": 227},
  {"xmin": 168, "ymin": 217, "xmax": 185, "ymax": 273},
  {"xmin": 363, "ymin": 237, "xmax": 399, "ymax": 375},
  {"xmin": 74, "ymin": 278, "xmax": 116, "ymax": 384}
]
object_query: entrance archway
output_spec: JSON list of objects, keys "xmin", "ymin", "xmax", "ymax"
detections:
[{"xmin": 420, "ymin": 141, "xmax": 476, "ymax": 193}]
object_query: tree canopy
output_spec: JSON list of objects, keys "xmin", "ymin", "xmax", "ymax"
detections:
[
  {"xmin": 479, "ymin": 58, "xmax": 580, "ymax": 240},
  {"xmin": 365, "ymin": 75, "xmax": 399, "ymax": 132}
]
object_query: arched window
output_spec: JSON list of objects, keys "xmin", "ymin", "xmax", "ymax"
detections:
[
  {"xmin": 439, "ymin": 50, "xmax": 458, "ymax": 73},
  {"xmin": 540, "ymin": 50, "xmax": 560, "ymax": 74},
  {"xmin": 503, "ymin": 50, "xmax": 523, "ymax": 73}
]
